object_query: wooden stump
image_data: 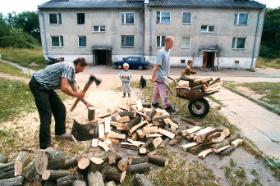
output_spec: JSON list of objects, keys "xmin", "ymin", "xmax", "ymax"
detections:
[
  {"xmin": 134, "ymin": 174, "xmax": 154, "ymax": 186},
  {"xmin": 71, "ymin": 120, "xmax": 98, "ymax": 141}
]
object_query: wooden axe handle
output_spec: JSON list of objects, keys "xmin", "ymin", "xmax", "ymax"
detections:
[{"xmin": 70, "ymin": 76, "xmax": 95, "ymax": 111}]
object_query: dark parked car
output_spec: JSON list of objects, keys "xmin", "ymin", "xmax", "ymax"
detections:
[{"xmin": 113, "ymin": 56, "xmax": 150, "ymax": 70}]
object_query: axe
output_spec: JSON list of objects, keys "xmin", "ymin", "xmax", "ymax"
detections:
[{"xmin": 70, "ymin": 75, "xmax": 101, "ymax": 111}]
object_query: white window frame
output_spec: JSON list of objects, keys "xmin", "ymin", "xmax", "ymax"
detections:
[
  {"xmin": 234, "ymin": 12, "xmax": 248, "ymax": 26},
  {"xmin": 92, "ymin": 25, "xmax": 106, "ymax": 33},
  {"xmin": 51, "ymin": 36, "xmax": 63, "ymax": 47},
  {"xmin": 78, "ymin": 36, "xmax": 86, "ymax": 48},
  {"xmin": 156, "ymin": 36, "xmax": 166, "ymax": 48},
  {"xmin": 121, "ymin": 35, "xmax": 135, "ymax": 48},
  {"xmin": 181, "ymin": 37, "xmax": 191, "ymax": 49},
  {"xmin": 121, "ymin": 12, "xmax": 135, "ymax": 24},
  {"xmin": 156, "ymin": 11, "xmax": 171, "ymax": 24},
  {"xmin": 182, "ymin": 12, "xmax": 192, "ymax": 24},
  {"xmin": 77, "ymin": 13, "xmax": 85, "ymax": 25},
  {"xmin": 232, "ymin": 37, "xmax": 246, "ymax": 50},
  {"xmin": 49, "ymin": 13, "xmax": 62, "ymax": 25},
  {"xmin": 201, "ymin": 25, "xmax": 215, "ymax": 33}
]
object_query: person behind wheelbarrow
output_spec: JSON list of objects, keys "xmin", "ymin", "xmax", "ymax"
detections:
[{"xmin": 151, "ymin": 36, "xmax": 176, "ymax": 113}]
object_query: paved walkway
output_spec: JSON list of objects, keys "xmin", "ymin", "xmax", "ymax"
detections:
[{"xmin": 213, "ymin": 87, "xmax": 280, "ymax": 160}]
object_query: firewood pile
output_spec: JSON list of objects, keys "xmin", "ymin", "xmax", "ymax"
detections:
[{"xmin": 0, "ymin": 100, "xmax": 243, "ymax": 186}]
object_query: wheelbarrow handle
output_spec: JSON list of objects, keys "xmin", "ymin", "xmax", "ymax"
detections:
[
  {"xmin": 167, "ymin": 76, "xmax": 176, "ymax": 84},
  {"xmin": 155, "ymin": 80, "xmax": 176, "ymax": 97}
]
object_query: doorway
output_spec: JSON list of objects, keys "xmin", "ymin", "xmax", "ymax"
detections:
[
  {"xmin": 203, "ymin": 52, "xmax": 215, "ymax": 69},
  {"xmin": 93, "ymin": 49, "xmax": 112, "ymax": 65}
]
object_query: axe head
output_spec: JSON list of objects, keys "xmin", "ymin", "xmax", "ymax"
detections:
[{"xmin": 89, "ymin": 75, "xmax": 102, "ymax": 86}]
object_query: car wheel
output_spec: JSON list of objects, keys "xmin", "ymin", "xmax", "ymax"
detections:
[
  {"xmin": 138, "ymin": 65, "xmax": 143, "ymax": 70},
  {"xmin": 118, "ymin": 65, "xmax": 122, "ymax": 69}
]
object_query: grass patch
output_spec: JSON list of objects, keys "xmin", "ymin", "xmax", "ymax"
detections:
[
  {"xmin": 0, "ymin": 62, "xmax": 28, "ymax": 77},
  {"xmin": 0, "ymin": 78, "xmax": 35, "ymax": 122},
  {"xmin": 256, "ymin": 57, "xmax": 280, "ymax": 69},
  {"xmin": 0, "ymin": 48, "xmax": 45, "ymax": 70}
]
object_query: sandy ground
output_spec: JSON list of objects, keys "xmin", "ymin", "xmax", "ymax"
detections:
[{"xmin": 0, "ymin": 67, "xmax": 279, "ymax": 185}]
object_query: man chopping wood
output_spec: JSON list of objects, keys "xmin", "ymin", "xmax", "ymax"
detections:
[
  {"xmin": 29, "ymin": 57, "xmax": 92, "ymax": 149},
  {"xmin": 151, "ymin": 36, "xmax": 176, "ymax": 113}
]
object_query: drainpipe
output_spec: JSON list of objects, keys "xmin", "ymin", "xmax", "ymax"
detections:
[
  {"xmin": 40, "ymin": 11, "xmax": 49, "ymax": 58},
  {"xmin": 250, "ymin": 9, "xmax": 261, "ymax": 70},
  {"xmin": 149, "ymin": 8, "xmax": 152, "ymax": 57}
]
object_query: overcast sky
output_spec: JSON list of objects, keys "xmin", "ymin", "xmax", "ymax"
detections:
[{"xmin": 0, "ymin": 0, "xmax": 279, "ymax": 15}]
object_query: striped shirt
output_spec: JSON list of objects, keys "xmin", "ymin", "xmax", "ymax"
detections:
[{"xmin": 33, "ymin": 62, "xmax": 75, "ymax": 90}]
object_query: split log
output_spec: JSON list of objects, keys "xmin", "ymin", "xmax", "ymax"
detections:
[
  {"xmin": 127, "ymin": 139, "xmax": 145, "ymax": 147},
  {"xmin": 103, "ymin": 166, "xmax": 126, "ymax": 183},
  {"xmin": 159, "ymin": 138, "xmax": 171, "ymax": 148},
  {"xmin": 158, "ymin": 128, "xmax": 175, "ymax": 139},
  {"xmin": 0, "ymin": 154, "xmax": 7, "ymax": 163},
  {"xmin": 99, "ymin": 124, "xmax": 105, "ymax": 139},
  {"xmin": 143, "ymin": 126, "xmax": 159, "ymax": 134},
  {"xmin": 163, "ymin": 118, "xmax": 179, "ymax": 129},
  {"xmin": 14, "ymin": 150, "xmax": 32, "ymax": 176},
  {"xmin": 198, "ymin": 148, "xmax": 213, "ymax": 159},
  {"xmin": 146, "ymin": 133, "xmax": 162, "ymax": 138},
  {"xmin": 138, "ymin": 147, "xmax": 148, "ymax": 155},
  {"xmin": 182, "ymin": 142, "xmax": 199, "ymax": 151},
  {"xmin": 134, "ymin": 174, "xmax": 154, "ymax": 186},
  {"xmin": 117, "ymin": 157, "xmax": 128, "ymax": 171},
  {"xmin": 106, "ymin": 181, "xmax": 117, "ymax": 186},
  {"xmin": 0, "ymin": 176, "xmax": 24, "ymax": 186},
  {"xmin": 110, "ymin": 122, "xmax": 128, "ymax": 131},
  {"xmin": 128, "ymin": 163, "xmax": 150, "ymax": 174},
  {"xmin": 42, "ymin": 170, "xmax": 70, "ymax": 181},
  {"xmin": 219, "ymin": 146, "xmax": 236, "ymax": 156},
  {"xmin": 73, "ymin": 180, "xmax": 87, "ymax": 186},
  {"xmin": 147, "ymin": 108, "xmax": 157, "ymax": 121},
  {"xmin": 78, "ymin": 157, "xmax": 90, "ymax": 171},
  {"xmin": 189, "ymin": 143, "xmax": 205, "ymax": 154},
  {"xmin": 71, "ymin": 120, "xmax": 98, "ymax": 141},
  {"xmin": 193, "ymin": 127, "xmax": 215, "ymax": 143},
  {"xmin": 169, "ymin": 136, "xmax": 182, "ymax": 146},
  {"xmin": 109, "ymin": 138, "xmax": 120, "ymax": 145},
  {"xmin": 136, "ymin": 111, "xmax": 150, "ymax": 121},
  {"xmin": 98, "ymin": 140, "xmax": 109, "ymax": 151},
  {"xmin": 152, "ymin": 137, "xmax": 163, "ymax": 148},
  {"xmin": 127, "ymin": 116, "xmax": 141, "ymax": 129},
  {"xmin": 107, "ymin": 131, "xmax": 126, "ymax": 140},
  {"xmin": 0, "ymin": 162, "xmax": 14, "ymax": 179},
  {"xmin": 107, "ymin": 152, "xmax": 122, "ymax": 165},
  {"xmin": 142, "ymin": 138, "xmax": 153, "ymax": 148},
  {"xmin": 131, "ymin": 132, "xmax": 138, "ymax": 140},
  {"xmin": 211, "ymin": 134, "xmax": 239, "ymax": 149},
  {"xmin": 210, "ymin": 128, "xmax": 230, "ymax": 144},
  {"xmin": 120, "ymin": 142, "xmax": 138, "ymax": 151},
  {"xmin": 104, "ymin": 118, "xmax": 111, "ymax": 134},
  {"xmin": 119, "ymin": 111, "xmax": 136, "ymax": 119},
  {"xmin": 147, "ymin": 154, "xmax": 168, "ymax": 167},
  {"xmin": 57, "ymin": 175, "xmax": 76, "ymax": 186},
  {"xmin": 92, "ymin": 139, "xmax": 99, "ymax": 147},
  {"xmin": 181, "ymin": 126, "xmax": 202, "ymax": 137},
  {"xmin": 206, "ymin": 132, "xmax": 221, "ymax": 141},
  {"xmin": 128, "ymin": 157, "xmax": 148, "ymax": 165},
  {"xmin": 130, "ymin": 121, "xmax": 148, "ymax": 134},
  {"xmin": 213, "ymin": 145, "xmax": 231, "ymax": 153},
  {"xmin": 88, "ymin": 171, "xmax": 105, "ymax": 186},
  {"xmin": 136, "ymin": 129, "xmax": 145, "ymax": 139},
  {"xmin": 117, "ymin": 116, "xmax": 130, "ymax": 123}
]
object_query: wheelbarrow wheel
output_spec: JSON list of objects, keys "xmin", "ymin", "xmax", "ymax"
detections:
[{"xmin": 188, "ymin": 98, "xmax": 210, "ymax": 118}]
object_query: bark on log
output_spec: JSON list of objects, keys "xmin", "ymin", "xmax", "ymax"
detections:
[
  {"xmin": 134, "ymin": 174, "xmax": 154, "ymax": 186},
  {"xmin": 22, "ymin": 160, "xmax": 37, "ymax": 181},
  {"xmin": 142, "ymin": 138, "xmax": 153, "ymax": 148},
  {"xmin": 189, "ymin": 143, "xmax": 205, "ymax": 154},
  {"xmin": 0, "ymin": 162, "xmax": 14, "ymax": 179},
  {"xmin": 105, "ymin": 181, "xmax": 117, "ymax": 186},
  {"xmin": 211, "ymin": 134, "xmax": 239, "ymax": 149},
  {"xmin": 42, "ymin": 170, "xmax": 70, "ymax": 181},
  {"xmin": 89, "ymin": 157, "xmax": 104, "ymax": 172},
  {"xmin": 128, "ymin": 157, "xmax": 148, "ymax": 165},
  {"xmin": 147, "ymin": 154, "xmax": 168, "ymax": 167},
  {"xmin": 127, "ymin": 116, "xmax": 142, "ymax": 130},
  {"xmin": 88, "ymin": 171, "xmax": 105, "ymax": 186},
  {"xmin": 107, "ymin": 152, "xmax": 122, "ymax": 165},
  {"xmin": 0, "ymin": 154, "xmax": 7, "ymax": 163},
  {"xmin": 219, "ymin": 146, "xmax": 236, "ymax": 156},
  {"xmin": 130, "ymin": 121, "xmax": 148, "ymax": 134},
  {"xmin": 120, "ymin": 142, "xmax": 138, "ymax": 151},
  {"xmin": 198, "ymin": 148, "xmax": 213, "ymax": 159},
  {"xmin": 210, "ymin": 128, "xmax": 230, "ymax": 144},
  {"xmin": 117, "ymin": 157, "xmax": 128, "ymax": 171},
  {"xmin": 128, "ymin": 163, "xmax": 150, "ymax": 174},
  {"xmin": 64, "ymin": 157, "xmax": 78, "ymax": 169},
  {"xmin": 88, "ymin": 107, "xmax": 95, "ymax": 121},
  {"xmin": 103, "ymin": 166, "xmax": 126, "ymax": 183},
  {"xmin": 73, "ymin": 180, "xmax": 87, "ymax": 186},
  {"xmin": 14, "ymin": 150, "xmax": 32, "ymax": 176},
  {"xmin": 159, "ymin": 138, "xmax": 171, "ymax": 148},
  {"xmin": 0, "ymin": 176, "xmax": 24, "ymax": 186},
  {"xmin": 119, "ymin": 111, "xmax": 136, "ymax": 119},
  {"xmin": 71, "ymin": 120, "xmax": 98, "ymax": 141},
  {"xmin": 56, "ymin": 175, "xmax": 76, "ymax": 186}
]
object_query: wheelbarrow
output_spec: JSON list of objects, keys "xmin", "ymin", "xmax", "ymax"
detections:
[{"xmin": 158, "ymin": 76, "xmax": 222, "ymax": 117}]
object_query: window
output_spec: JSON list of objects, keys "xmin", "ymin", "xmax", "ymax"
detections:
[
  {"xmin": 77, "ymin": 13, "xmax": 85, "ymax": 24},
  {"xmin": 201, "ymin": 25, "xmax": 215, "ymax": 33},
  {"xmin": 121, "ymin": 35, "xmax": 134, "ymax": 47},
  {"xmin": 182, "ymin": 12, "xmax": 191, "ymax": 24},
  {"xmin": 49, "ymin": 13, "xmax": 61, "ymax": 24},
  {"xmin": 181, "ymin": 37, "xmax": 191, "ymax": 48},
  {"xmin": 79, "ymin": 36, "xmax": 86, "ymax": 47},
  {"xmin": 234, "ymin": 13, "xmax": 248, "ymax": 25},
  {"xmin": 232, "ymin": 37, "xmax": 246, "ymax": 49},
  {"xmin": 51, "ymin": 36, "xmax": 63, "ymax": 47},
  {"xmin": 121, "ymin": 13, "xmax": 134, "ymax": 24},
  {"xmin": 157, "ymin": 36, "xmax": 166, "ymax": 48},
  {"xmin": 156, "ymin": 11, "xmax": 170, "ymax": 24},
  {"xmin": 92, "ymin": 25, "xmax": 106, "ymax": 32}
]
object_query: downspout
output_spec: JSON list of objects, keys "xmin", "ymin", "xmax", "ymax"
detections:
[
  {"xmin": 40, "ymin": 11, "xmax": 49, "ymax": 58},
  {"xmin": 149, "ymin": 8, "xmax": 152, "ymax": 57},
  {"xmin": 250, "ymin": 9, "xmax": 261, "ymax": 70}
]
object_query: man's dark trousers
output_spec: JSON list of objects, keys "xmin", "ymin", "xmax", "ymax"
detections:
[{"xmin": 29, "ymin": 76, "xmax": 66, "ymax": 149}]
